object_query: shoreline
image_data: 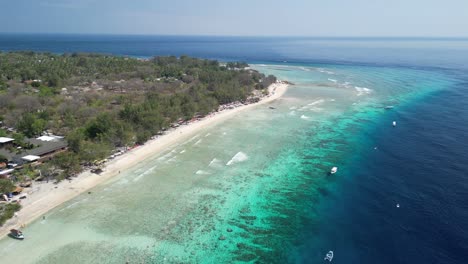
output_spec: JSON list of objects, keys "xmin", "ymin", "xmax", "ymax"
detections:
[{"xmin": 0, "ymin": 82, "xmax": 289, "ymax": 238}]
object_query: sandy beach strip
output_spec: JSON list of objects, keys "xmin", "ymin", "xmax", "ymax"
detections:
[{"xmin": 0, "ymin": 82, "xmax": 289, "ymax": 238}]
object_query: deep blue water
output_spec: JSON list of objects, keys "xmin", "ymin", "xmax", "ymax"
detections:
[
  {"xmin": 1, "ymin": 34, "xmax": 468, "ymax": 263},
  {"xmin": 303, "ymin": 83, "xmax": 468, "ymax": 263},
  {"xmin": 1, "ymin": 34, "xmax": 468, "ymax": 70}
]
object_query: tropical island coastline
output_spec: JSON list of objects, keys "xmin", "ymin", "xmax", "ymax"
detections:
[
  {"xmin": 0, "ymin": 52, "xmax": 289, "ymax": 237},
  {"xmin": 0, "ymin": 81, "xmax": 288, "ymax": 238}
]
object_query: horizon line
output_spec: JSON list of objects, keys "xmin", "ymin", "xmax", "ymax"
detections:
[{"xmin": 1, "ymin": 32, "xmax": 468, "ymax": 40}]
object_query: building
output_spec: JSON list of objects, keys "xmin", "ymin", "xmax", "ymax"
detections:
[
  {"xmin": 0, "ymin": 135, "xmax": 68, "ymax": 166},
  {"xmin": 23, "ymin": 135, "xmax": 68, "ymax": 162},
  {"xmin": 0, "ymin": 137, "xmax": 14, "ymax": 148}
]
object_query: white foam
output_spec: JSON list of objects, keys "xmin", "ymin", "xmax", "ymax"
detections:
[
  {"xmin": 194, "ymin": 139, "xmax": 203, "ymax": 146},
  {"xmin": 289, "ymin": 106, "xmax": 297, "ymax": 110},
  {"xmin": 317, "ymin": 68, "xmax": 335, "ymax": 75},
  {"xmin": 289, "ymin": 111, "xmax": 296, "ymax": 116},
  {"xmin": 209, "ymin": 158, "xmax": 222, "ymax": 167},
  {"xmin": 133, "ymin": 174, "xmax": 145, "ymax": 182},
  {"xmin": 186, "ymin": 135, "xmax": 200, "ymax": 143},
  {"xmin": 308, "ymin": 99, "xmax": 325, "ymax": 106},
  {"xmin": 157, "ymin": 150, "xmax": 176, "ymax": 161},
  {"xmin": 167, "ymin": 156, "xmax": 178, "ymax": 163},
  {"xmin": 355, "ymin": 86, "xmax": 373, "ymax": 96},
  {"xmin": 195, "ymin": 170, "xmax": 211, "ymax": 175},
  {"xmin": 180, "ymin": 150, "xmax": 186, "ymax": 154},
  {"xmin": 310, "ymin": 107, "xmax": 324, "ymax": 112},
  {"xmin": 328, "ymin": 78, "xmax": 337, "ymax": 83},
  {"xmin": 330, "ymin": 99, "xmax": 336, "ymax": 102},
  {"xmin": 343, "ymin": 81, "xmax": 352, "ymax": 87},
  {"xmin": 226, "ymin": 152, "xmax": 248, "ymax": 166},
  {"xmin": 301, "ymin": 115, "xmax": 310, "ymax": 120},
  {"xmin": 60, "ymin": 198, "xmax": 88, "ymax": 211}
]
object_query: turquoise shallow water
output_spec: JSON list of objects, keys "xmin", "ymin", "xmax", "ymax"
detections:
[{"xmin": 0, "ymin": 63, "xmax": 459, "ymax": 263}]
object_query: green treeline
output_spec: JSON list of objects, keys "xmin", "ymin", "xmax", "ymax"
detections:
[{"xmin": 0, "ymin": 52, "xmax": 276, "ymax": 180}]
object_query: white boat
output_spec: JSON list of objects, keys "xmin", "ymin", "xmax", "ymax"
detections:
[
  {"xmin": 392, "ymin": 121, "xmax": 397, "ymax": 127},
  {"xmin": 324, "ymin": 251, "xmax": 334, "ymax": 261},
  {"xmin": 9, "ymin": 229, "xmax": 24, "ymax": 240},
  {"xmin": 330, "ymin": 167, "xmax": 338, "ymax": 174}
]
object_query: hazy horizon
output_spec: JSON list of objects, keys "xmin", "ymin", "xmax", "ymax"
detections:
[
  {"xmin": 1, "ymin": 0, "xmax": 468, "ymax": 37},
  {"xmin": 1, "ymin": 32, "xmax": 467, "ymax": 39}
]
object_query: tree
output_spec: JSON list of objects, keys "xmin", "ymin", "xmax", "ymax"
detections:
[
  {"xmin": 0, "ymin": 203, "xmax": 21, "ymax": 225},
  {"xmin": 52, "ymin": 152, "xmax": 81, "ymax": 178},
  {"xmin": 12, "ymin": 132, "xmax": 26, "ymax": 147},
  {"xmin": 46, "ymin": 74, "xmax": 62, "ymax": 88},
  {"xmin": 66, "ymin": 128, "xmax": 85, "ymax": 153},
  {"xmin": 0, "ymin": 79, "xmax": 7, "ymax": 91},
  {"xmin": 0, "ymin": 179, "xmax": 14, "ymax": 194},
  {"xmin": 16, "ymin": 113, "xmax": 46, "ymax": 137},
  {"xmin": 78, "ymin": 140, "xmax": 112, "ymax": 163},
  {"xmin": 85, "ymin": 113, "xmax": 114, "ymax": 140}
]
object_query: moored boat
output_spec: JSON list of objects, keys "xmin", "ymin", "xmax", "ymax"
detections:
[
  {"xmin": 9, "ymin": 229, "xmax": 24, "ymax": 240},
  {"xmin": 330, "ymin": 167, "xmax": 338, "ymax": 174}
]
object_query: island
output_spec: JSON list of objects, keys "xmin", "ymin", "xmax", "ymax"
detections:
[{"xmin": 0, "ymin": 52, "xmax": 287, "ymax": 230}]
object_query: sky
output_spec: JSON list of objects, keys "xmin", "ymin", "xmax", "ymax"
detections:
[{"xmin": 0, "ymin": 0, "xmax": 467, "ymax": 37}]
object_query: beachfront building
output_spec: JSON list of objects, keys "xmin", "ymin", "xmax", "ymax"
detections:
[
  {"xmin": 0, "ymin": 135, "xmax": 67, "ymax": 167},
  {"xmin": 24, "ymin": 136, "xmax": 68, "ymax": 162}
]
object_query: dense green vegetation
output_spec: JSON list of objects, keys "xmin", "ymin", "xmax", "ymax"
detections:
[
  {"xmin": 0, "ymin": 179, "xmax": 19, "ymax": 226},
  {"xmin": 0, "ymin": 203, "xmax": 21, "ymax": 226},
  {"xmin": 0, "ymin": 52, "xmax": 276, "ymax": 181},
  {"xmin": 0, "ymin": 179, "xmax": 15, "ymax": 194}
]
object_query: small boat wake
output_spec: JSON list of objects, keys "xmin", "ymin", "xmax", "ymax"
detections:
[{"xmin": 324, "ymin": 250, "xmax": 334, "ymax": 262}]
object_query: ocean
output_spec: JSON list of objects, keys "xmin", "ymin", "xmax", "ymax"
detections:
[{"xmin": 0, "ymin": 34, "xmax": 467, "ymax": 263}]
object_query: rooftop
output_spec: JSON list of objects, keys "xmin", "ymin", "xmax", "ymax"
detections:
[
  {"xmin": 22, "ymin": 155, "xmax": 40, "ymax": 162},
  {"xmin": 0, "ymin": 135, "xmax": 68, "ymax": 164},
  {"xmin": 0, "ymin": 137, "xmax": 14, "ymax": 144},
  {"xmin": 36, "ymin": 135, "xmax": 63, "ymax": 142},
  {"xmin": 25, "ymin": 138, "xmax": 67, "ymax": 157}
]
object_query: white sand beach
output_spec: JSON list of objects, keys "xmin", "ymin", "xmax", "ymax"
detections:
[{"xmin": 0, "ymin": 82, "xmax": 289, "ymax": 238}]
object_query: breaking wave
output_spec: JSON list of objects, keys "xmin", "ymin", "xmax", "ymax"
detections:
[
  {"xmin": 209, "ymin": 158, "xmax": 222, "ymax": 168},
  {"xmin": 355, "ymin": 86, "xmax": 373, "ymax": 96},
  {"xmin": 317, "ymin": 68, "xmax": 335, "ymax": 75},
  {"xmin": 226, "ymin": 152, "xmax": 248, "ymax": 166},
  {"xmin": 308, "ymin": 99, "xmax": 325, "ymax": 106}
]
